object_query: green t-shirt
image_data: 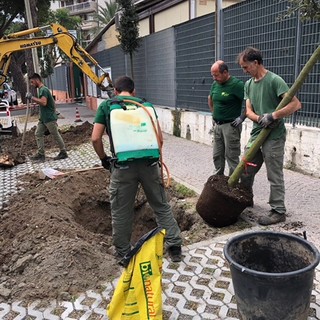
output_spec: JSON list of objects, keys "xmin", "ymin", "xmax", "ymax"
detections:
[
  {"xmin": 245, "ymin": 71, "xmax": 289, "ymax": 141},
  {"xmin": 39, "ymin": 86, "xmax": 57, "ymax": 123},
  {"xmin": 209, "ymin": 76, "xmax": 244, "ymax": 121}
]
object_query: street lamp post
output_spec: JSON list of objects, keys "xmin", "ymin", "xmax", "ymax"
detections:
[
  {"xmin": 215, "ymin": 0, "xmax": 223, "ymax": 60},
  {"xmin": 24, "ymin": 0, "xmax": 40, "ymax": 75}
]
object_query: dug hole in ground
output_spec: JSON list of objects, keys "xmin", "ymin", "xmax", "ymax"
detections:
[{"xmin": 0, "ymin": 121, "xmax": 252, "ymax": 304}]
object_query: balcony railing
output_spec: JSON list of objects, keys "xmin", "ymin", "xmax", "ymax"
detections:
[
  {"xmin": 81, "ymin": 20, "xmax": 98, "ymax": 30},
  {"xmin": 64, "ymin": 1, "xmax": 98, "ymax": 15}
]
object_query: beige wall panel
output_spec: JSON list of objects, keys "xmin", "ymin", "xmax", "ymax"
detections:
[
  {"xmin": 196, "ymin": 0, "xmax": 240, "ymax": 17},
  {"xmin": 197, "ymin": 0, "xmax": 215, "ymax": 17},
  {"xmin": 154, "ymin": 2, "xmax": 189, "ymax": 32},
  {"xmin": 102, "ymin": 25, "xmax": 120, "ymax": 49},
  {"xmin": 139, "ymin": 18, "xmax": 150, "ymax": 37}
]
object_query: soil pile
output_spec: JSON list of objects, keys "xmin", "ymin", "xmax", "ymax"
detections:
[
  {"xmin": 0, "ymin": 121, "xmax": 93, "ymax": 166},
  {"xmin": 0, "ymin": 122, "xmax": 252, "ymax": 304},
  {"xmin": 0, "ymin": 168, "xmax": 251, "ymax": 304},
  {"xmin": 0, "ymin": 168, "xmax": 197, "ymax": 303},
  {"xmin": 0, "ymin": 170, "xmax": 116, "ymax": 303}
]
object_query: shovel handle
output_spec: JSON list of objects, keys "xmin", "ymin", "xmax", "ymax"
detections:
[{"xmin": 53, "ymin": 166, "xmax": 104, "ymax": 178}]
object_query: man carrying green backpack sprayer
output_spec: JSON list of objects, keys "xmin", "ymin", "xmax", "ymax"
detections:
[{"xmin": 91, "ymin": 75, "xmax": 182, "ymax": 264}]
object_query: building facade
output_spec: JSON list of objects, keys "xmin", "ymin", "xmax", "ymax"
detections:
[{"xmin": 52, "ymin": 0, "xmax": 109, "ymax": 46}]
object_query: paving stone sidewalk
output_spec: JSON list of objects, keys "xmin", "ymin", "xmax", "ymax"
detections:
[{"xmin": 0, "ymin": 104, "xmax": 319, "ymax": 319}]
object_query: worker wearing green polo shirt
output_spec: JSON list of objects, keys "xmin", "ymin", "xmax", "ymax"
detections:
[
  {"xmin": 208, "ymin": 60, "xmax": 245, "ymax": 176},
  {"xmin": 91, "ymin": 76, "xmax": 182, "ymax": 263}
]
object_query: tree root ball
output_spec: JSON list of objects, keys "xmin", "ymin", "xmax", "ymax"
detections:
[{"xmin": 196, "ymin": 175, "xmax": 253, "ymax": 227}]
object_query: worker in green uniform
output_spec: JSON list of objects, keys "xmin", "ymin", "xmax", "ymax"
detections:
[
  {"xmin": 26, "ymin": 73, "xmax": 68, "ymax": 161},
  {"xmin": 208, "ymin": 60, "xmax": 245, "ymax": 176},
  {"xmin": 238, "ymin": 47, "xmax": 301, "ymax": 225},
  {"xmin": 91, "ymin": 76, "xmax": 182, "ymax": 263}
]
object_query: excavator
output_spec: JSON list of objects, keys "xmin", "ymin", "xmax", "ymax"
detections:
[
  {"xmin": 0, "ymin": 23, "xmax": 113, "ymax": 138},
  {"xmin": 0, "ymin": 23, "xmax": 113, "ymax": 95}
]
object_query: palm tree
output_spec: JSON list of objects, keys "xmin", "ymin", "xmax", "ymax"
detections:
[{"xmin": 96, "ymin": 0, "xmax": 119, "ymax": 28}]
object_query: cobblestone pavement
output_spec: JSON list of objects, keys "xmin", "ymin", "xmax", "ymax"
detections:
[{"xmin": 0, "ymin": 104, "xmax": 319, "ymax": 319}]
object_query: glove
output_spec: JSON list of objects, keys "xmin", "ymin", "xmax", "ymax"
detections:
[
  {"xmin": 231, "ymin": 115, "xmax": 246, "ymax": 127},
  {"xmin": 101, "ymin": 155, "xmax": 112, "ymax": 171},
  {"xmin": 258, "ymin": 113, "xmax": 275, "ymax": 128},
  {"xmin": 25, "ymin": 92, "xmax": 32, "ymax": 101}
]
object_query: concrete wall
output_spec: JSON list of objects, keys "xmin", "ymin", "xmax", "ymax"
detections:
[
  {"xmin": 284, "ymin": 126, "xmax": 320, "ymax": 176},
  {"xmin": 154, "ymin": 106, "xmax": 320, "ymax": 178}
]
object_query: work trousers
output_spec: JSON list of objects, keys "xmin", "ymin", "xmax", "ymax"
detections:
[
  {"xmin": 213, "ymin": 122, "xmax": 241, "ymax": 176},
  {"xmin": 109, "ymin": 160, "xmax": 182, "ymax": 257},
  {"xmin": 240, "ymin": 136, "xmax": 286, "ymax": 214},
  {"xmin": 35, "ymin": 120, "xmax": 66, "ymax": 156}
]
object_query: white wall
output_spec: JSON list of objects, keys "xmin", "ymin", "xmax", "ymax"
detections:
[{"xmin": 154, "ymin": 106, "xmax": 320, "ymax": 178}]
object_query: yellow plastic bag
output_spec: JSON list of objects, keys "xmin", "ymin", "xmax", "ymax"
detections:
[{"xmin": 107, "ymin": 227, "xmax": 165, "ymax": 319}]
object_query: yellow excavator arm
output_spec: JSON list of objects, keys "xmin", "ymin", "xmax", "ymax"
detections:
[{"xmin": 0, "ymin": 23, "xmax": 113, "ymax": 94}]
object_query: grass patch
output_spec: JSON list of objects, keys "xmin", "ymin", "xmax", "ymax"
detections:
[{"xmin": 172, "ymin": 181, "xmax": 197, "ymax": 198}]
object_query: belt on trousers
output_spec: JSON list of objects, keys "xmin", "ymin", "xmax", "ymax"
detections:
[{"xmin": 214, "ymin": 119, "xmax": 234, "ymax": 125}]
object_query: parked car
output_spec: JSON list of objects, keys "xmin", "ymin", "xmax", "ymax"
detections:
[
  {"xmin": 0, "ymin": 99, "xmax": 17, "ymax": 136},
  {"xmin": 0, "ymin": 83, "xmax": 18, "ymax": 106}
]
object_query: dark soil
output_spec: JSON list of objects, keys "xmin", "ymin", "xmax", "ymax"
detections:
[
  {"xmin": 0, "ymin": 122, "xmax": 252, "ymax": 304},
  {"xmin": 196, "ymin": 175, "xmax": 253, "ymax": 227},
  {"xmin": 0, "ymin": 121, "xmax": 93, "ymax": 166}
]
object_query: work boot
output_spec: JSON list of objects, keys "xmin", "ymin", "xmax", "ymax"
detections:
[
  {"xmin": 168, "ymin": 245, "xmax": 182, "ymax": 263},
  {"xmin": 30, "ymin": 153, "xmax": 45, "ymax": 161},
  {"xmin": 53, "ymin": 150, "xmax": 68, "ymax": 160},
  {"xmin": 258, "ymin": 210, "xmax": 286, "ymax": 226},
  {"xmin": 107, "ymin": 246, "xmax": 129, "ymax": 267}
]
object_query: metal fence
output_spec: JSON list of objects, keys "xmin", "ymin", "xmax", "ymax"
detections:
[
  {"xmin": 174, "ymin": 0, "xmax": 320, "ymax": 127},
  {"xmin": 50, "ymin": 0, "xmax": 320, "ymax": 127},
  {"xmin": 222, "ymin": 0, "xmax": 320, "ymax": 127},
  {"xmin": 175, "ymin": 14, "xmax": 215, "ymax": 110}
]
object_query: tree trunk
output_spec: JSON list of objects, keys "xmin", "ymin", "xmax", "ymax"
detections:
[
  {"xmin": 130, "ymin": 52, "xmax": 134, "ymax": 80},
  {"xmin": 10, "ymin": 56, "xmax": 27, "ymax": 104}
]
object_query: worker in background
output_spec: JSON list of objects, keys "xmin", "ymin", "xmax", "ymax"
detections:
[
  {"xmin": 238, "ymin": 47, "xmax": 301, "ymax": 225},
  {"xmin": 26, "ymin": 73, "xmax": 68, "ymax": 161},
  {"xmin": 91, "ymin": 75, "xmax": 182, "ymax": 263},
  {"xmin": 208, "ymin": 60, "xmax": 245, "ymax": 176}
]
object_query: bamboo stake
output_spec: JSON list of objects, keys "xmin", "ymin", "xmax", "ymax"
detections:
[{"xmin": 228, "ymin": 45, "xmax": 320, "ymax": 188}]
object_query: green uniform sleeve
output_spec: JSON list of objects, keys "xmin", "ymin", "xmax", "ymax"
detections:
[
  {"xmin": 244, "ymin": 79, "xmax": 252, "ymax": 100},
  {"xmin": 273, "ymin": 75, "xmax": 289, "ymax": 98},
  {"xmin": 235, "ymin": 79, "xmax": 244, "ymax": 101},
  {"xmin": 94, "ymin": 101, "xmax": 109, "ymax": 125}
]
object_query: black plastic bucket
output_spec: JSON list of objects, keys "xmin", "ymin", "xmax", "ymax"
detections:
[{"xmin": 224, "ymin": 231, "xmax": 320, "ymax": 320}]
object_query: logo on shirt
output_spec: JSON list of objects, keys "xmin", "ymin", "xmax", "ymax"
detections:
[{"xmin": 221, "ymin": 92, "xmax": 229, "ymax": 97}]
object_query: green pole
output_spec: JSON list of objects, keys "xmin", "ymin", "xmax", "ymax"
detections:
[{"xmin": 228, "ymin": 45, "xmax": 320, "ymax": 188}]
